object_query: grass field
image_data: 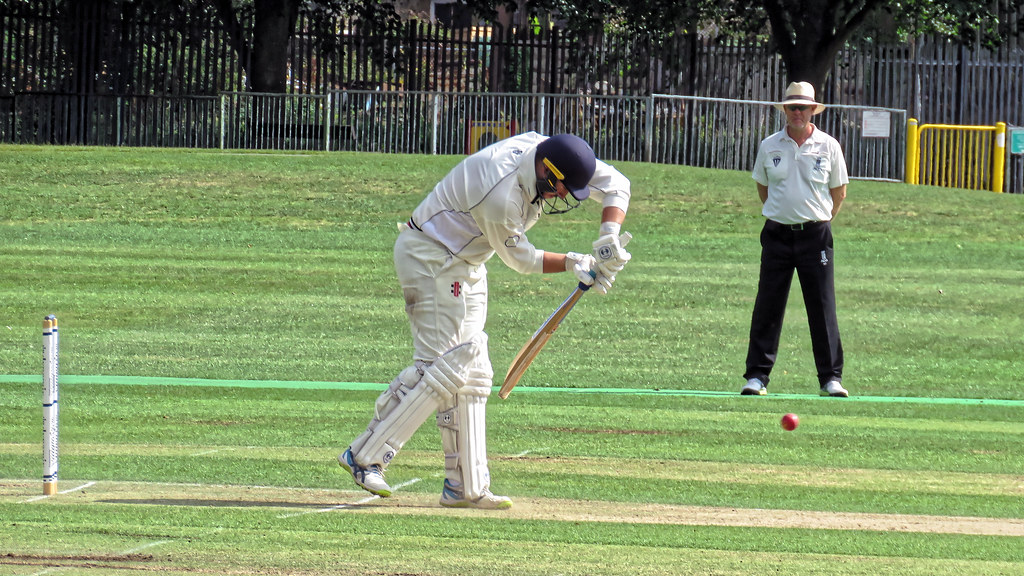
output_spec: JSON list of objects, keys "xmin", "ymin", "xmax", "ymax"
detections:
[{"xmin": 1, "ymin": 145, "xmax": 1022, "ymax": 575}]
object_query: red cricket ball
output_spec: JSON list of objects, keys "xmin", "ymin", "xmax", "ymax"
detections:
[{"xmin": 781, "ymin": 413, "xmax": 799, "ymax": 431}]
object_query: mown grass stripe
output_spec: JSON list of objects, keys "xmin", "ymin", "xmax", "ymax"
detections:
[{"xmin": 2, "ymin": 374, "xmax": 1022, "ymax": 407}]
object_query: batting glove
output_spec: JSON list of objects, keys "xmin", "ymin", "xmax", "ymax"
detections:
[
  {"xmin": 565, "ymin": 252, "xmax": 597, "ymax": 286},
  {"xmin": 592, "ymin": 231, "xmax": 632, "ymax": 278}
]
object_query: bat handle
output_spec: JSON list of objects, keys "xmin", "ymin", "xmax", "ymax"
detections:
[{"xmin": 578, "ymin": 269, "xmax": 597, "ymax": 291}]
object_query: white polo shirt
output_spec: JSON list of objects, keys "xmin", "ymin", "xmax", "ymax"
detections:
[{"xmin": 752, "ymin": 125, "xmax": 849, "ymax": 225}]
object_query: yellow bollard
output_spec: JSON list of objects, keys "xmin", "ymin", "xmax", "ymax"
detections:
[
  {"xmin": 906, "ymin": 118, "xmax": 919, "ymax": 184},
  {"xmin": 992, "ymin": 122, "xmax": 1006, "ymax": 193}
]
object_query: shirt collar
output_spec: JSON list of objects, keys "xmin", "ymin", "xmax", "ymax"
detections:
[
  {"xmin": 781, "ymin": 123, "xmax": 820, "ymax": 145},
  {"xmin": 517, "ymin": 147, "xmax": 540, "ymax": 200}
]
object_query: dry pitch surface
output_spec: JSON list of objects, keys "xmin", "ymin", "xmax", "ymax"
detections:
[{"xmin": 4, "ymin": 479, "xmax": 1023, "ymax": 537}]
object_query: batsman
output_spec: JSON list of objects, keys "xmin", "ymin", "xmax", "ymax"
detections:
[{"xmin": 339, "ymin": 132, "xmax": 632, "ymax": 509}]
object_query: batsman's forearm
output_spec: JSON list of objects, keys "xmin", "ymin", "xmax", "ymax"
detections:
[
  {"xmin": 600, "ymin": 206, "xmax": 626, "ymax": 236},
  {"xmin": 601, "ymin": 206, "xmax": 625, "ymax": 224},
  {"xmin": 542, "ymin": 251, "xmax": 568, "ymax": 273}
]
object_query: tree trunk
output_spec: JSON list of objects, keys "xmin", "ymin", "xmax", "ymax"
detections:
[
  {"xmin": 762, "ymin": 0, "xmax": 886, "ymax": 98},
  {"xmin": 251, "ymin": 0, "xmax": 299, "ymax": 93},
  {"xmin": 779, "ymin": 56, "xmax": 832, "ymax": 96}
]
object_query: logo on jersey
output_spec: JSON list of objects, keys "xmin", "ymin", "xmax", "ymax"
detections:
[
  {"xmin": 814, "ymin": 156, "xmax": 823, "ymax": 172},
  {"xmin": 771, "ymin": 155, "xmax": 782, "ymax": 167},
  {"xmin": 505, "ymin": 235, "xmax": 520, "ymax": 248},
  {"xmin": 451, "ymin": 282, "xmax": 461, "ymax": 298},
  {"xmin": 820, "ymin": 251, "xmax": 829, "ymax": 266}
]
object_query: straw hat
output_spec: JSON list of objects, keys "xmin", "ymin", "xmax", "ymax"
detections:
[{"xmin": 773, "ymin": 82, "xmax": 826, "ymax": 115}]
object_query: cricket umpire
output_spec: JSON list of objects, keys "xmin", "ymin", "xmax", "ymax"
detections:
[
  {"xmin": 741, "ymin": 82, "xmax": 850, "ymax": 398},
  {"xmin": 339, "ymin": 132, "xmax": 632, "ymax": 509}
]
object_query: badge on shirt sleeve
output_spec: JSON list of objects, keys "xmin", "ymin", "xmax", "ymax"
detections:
[
  {"xmin": 771, "ymin": 154, "xmax": 782, "ymax": 167},
  {"xmin": 505, "ymin": 235, "xmax": 520, "ymax": 248}
]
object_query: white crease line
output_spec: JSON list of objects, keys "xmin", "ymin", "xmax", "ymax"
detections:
[
  {"xmin": 123, "ymin": 539, "xmax": 172, "ymax": 554},
  {"xmin": 62, "ymin": 481, "xmax": 97, "ymax": 494},
  {"xmin": 21, "ymin": 481, "xmax": 97, "ymax": 503},
  {"xmin": 276, "ymin": 477, "xmax": 422, "ymax": 519},
  {"xmin": 191, "ymin": 448, "xmax": 233, "ymax": 456},
  {"xmin": 516, "ymin": 447, "xmax": 550, "ymax": 457}
]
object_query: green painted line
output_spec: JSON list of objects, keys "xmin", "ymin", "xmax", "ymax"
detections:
[
  {"xmin": 0, "ymin": 374, "xmax": 386, "ymax": 392},
  {"xmin": 1, "ymin": 375, "xmax": 1022, "ymax": 407}
]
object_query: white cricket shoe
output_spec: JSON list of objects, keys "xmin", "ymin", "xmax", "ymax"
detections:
[
  {"xmin": 820, "ymin": 380, "xmax": 849, "ymax": 397},
  {"xmin": 338, "ymin": 448, "xmax": 392, "ymax": 497},
  {"xmin": 439, "ymin": 480, "xmax": 512, "ymax": 510},
  {"xmin": 741, "ymin": 378, "xmax": 767, "ymax": 396}
]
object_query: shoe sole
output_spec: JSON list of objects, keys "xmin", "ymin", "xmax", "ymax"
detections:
[
  {"xmin": 338, "ymin": 453, "xmax": 392, "ymax": 497},
  {"xmin": 355, "ymin": 482, "xmax": 392, "ymax": 498},
  {"xmin": 819, "ymin": 390, "xmax": 849, "ymax": 398},
  {"xmin": 740, "ymin": 389, "xmax": 767, "ymax": 396},
  {"xmin": 358, "ymin": 485, "xmax": 392, "ymax": 497},
  {"xmin": 440, "ymin": 485, "xmax": 512, "ymax": 510},
  {"xmin": 440, "ymin": 499, "xmax": 513, "ymax": 510}
]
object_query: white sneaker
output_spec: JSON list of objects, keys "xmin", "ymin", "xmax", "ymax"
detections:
[
  {"xmin": 338, "ymin": 448, "xmax": 392, "ymax": 497},
  {"xmin": 439, "ymin": 480, "xmax": 512, "ymax": 510},
  {"xmin": 820, "ymin": 380, "xmax": 849, "ymax": 397},
  {"xmin": 741, "ymin": 378, "xmax": 767, "ymax": 396}
]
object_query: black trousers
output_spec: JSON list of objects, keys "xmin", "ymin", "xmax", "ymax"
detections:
[{"xmin": 744, "ymin": 219, "xmax": 843, "ymax": 387}]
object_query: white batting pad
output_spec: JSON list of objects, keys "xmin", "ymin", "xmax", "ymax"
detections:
[
  {"xmin": 371, "ymin": 365, "xmax": 423, "ymax": 429},
  {"xmin": 349, "ymin": 334, "xmax": 492, "ymax": 470},
  {"xmin": 420, "ymin": 333, "xmax": 489, "ymax": 397},
  {"xmin": 349, "ymin": 364, "xmax": 441, "ymax": 468},
  {"xmin": 437, "ymin": 366, "xmax": 493, "ymax": 499}
]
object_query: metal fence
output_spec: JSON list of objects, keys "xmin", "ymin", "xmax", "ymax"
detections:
[
  {"xmin": 0, "ymin": 93, "xmax": 221, "ymax": 147},
  {"xmin": 204, "ymin": 91, "xmax": 906, "ymax": 181},
  {"xmin": 907, "ymin": 122, "xmax": 1009, "ymax": 192},
  {"xmin": 0, "ymin": 90, "xmax": 911, "ymax": 184}
]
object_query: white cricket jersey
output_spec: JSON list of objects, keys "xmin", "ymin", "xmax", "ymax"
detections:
[
  {"xmin": 410, "ymin": 132, "xmax": 631, "ymax": 274},
  {"xmin": 752, "ymin": 125, "xmax": 849, "ymax": 225}
]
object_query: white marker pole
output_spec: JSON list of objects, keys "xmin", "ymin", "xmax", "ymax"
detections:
[{"xmin": 43, "ymin": 315, "xmax": 59, "ymax": 496}]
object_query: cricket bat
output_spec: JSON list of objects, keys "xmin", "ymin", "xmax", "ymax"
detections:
[
  {"xmin": 498, "ymin": 282, "xmax": 589, "ymax": 399},
  {"xmin": 498, "ymin": 232, "xmax": 631, "ymax": 399}
]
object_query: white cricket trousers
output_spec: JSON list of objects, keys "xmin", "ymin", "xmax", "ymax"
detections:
[{"xmin": 395, "ymin": 226, "xmax": 488, "ymax": 361}]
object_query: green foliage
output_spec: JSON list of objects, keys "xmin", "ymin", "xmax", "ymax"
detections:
[
  {"xmin": 884, "ymin": 0, "xmax": 1023, "ymax": 47},
  {"xmin": 463, "ymin": 0, "xmax": 1024, "ymax": 91},
  {"xmin": 497, "ymin": 0, "xmax": 1024, "ymax": 48}
]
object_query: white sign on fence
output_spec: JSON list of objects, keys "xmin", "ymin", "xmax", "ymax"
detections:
[{"xmin": 862, "ymin": 110, "xmax": 891, "ymax": 138}]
